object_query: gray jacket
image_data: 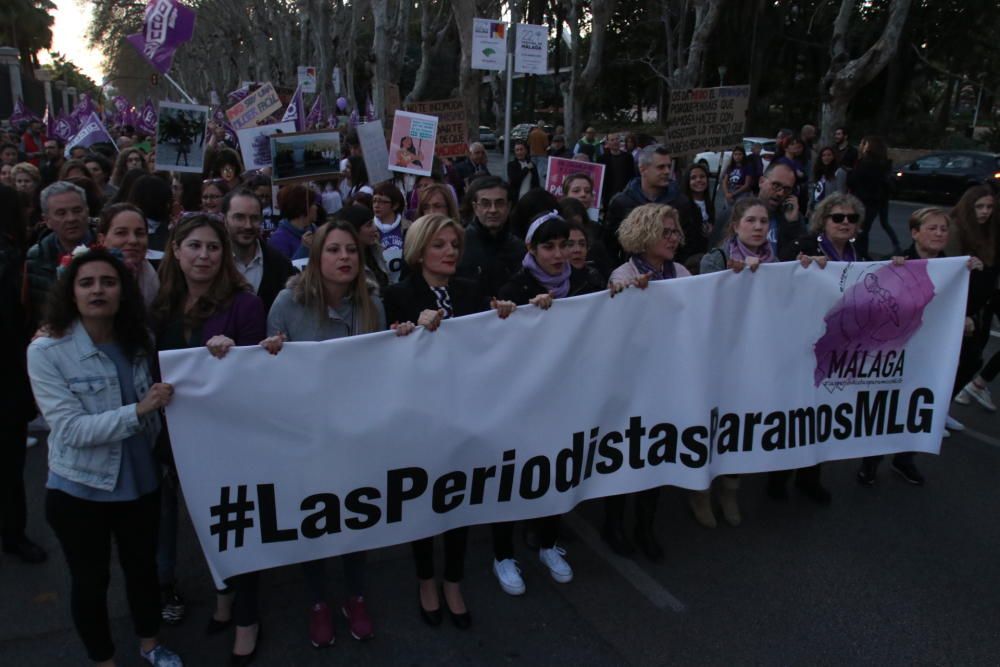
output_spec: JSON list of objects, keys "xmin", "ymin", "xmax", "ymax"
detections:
[
  {"xmin": 27, "ymin": 321, "xmax": 160, "ymax": 491},
  {"xmin": 267, "ymin": 280, "xmax": 387, "ymax": 341}
]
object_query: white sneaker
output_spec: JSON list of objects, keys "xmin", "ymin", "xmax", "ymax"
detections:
[
  {"xmin": 953, "ymin": 389, "xmax": 971, "ymax": 405},
  {"xmin": 492, "ymin": 558, "xmax": 525, "ymax": 596},
  {"xmin": 946, "ymin": 415, "xmax": 965, "ymax": 431},
  {"xmin": 964, "ymin": 382, "xmax": 997, "ymax": 412},
  {"xmin": 25, "ymin": 436, "xmax": 38, "ymax": 448},
  {"xmin": 539, "ymin": 545, "xmax": 574, "ymax": 583}
]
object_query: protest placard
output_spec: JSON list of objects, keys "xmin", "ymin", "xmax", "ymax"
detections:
[
  {"xmin": 664, "ymin": 85, "xmax": 750, "ymax": 156},
  {"xmin": 270, "ymin": 130, "xmax": 342, "ymax": 182},
  {"xmin": 236, "ymin": 121, "xmax": 296, "ymax": 170},
  {"xmin": 357, "ymin": 120, "xmax": 393, "ymax": 185},
  {"xmin": 226, "ymin": 82, "xmax": 283, "ymax": 130},
  {"xmin": 545, "ymin": 157, "xmax": 606, "ymax": 221},
  {"xmin": 388, "ymin": 111, "xmax": 437, "ymax": 177},
  {"xmin": 154, "ymin": 101, "xmax": 209, "ymax": 174},
  {"xmin": 405, "ymin": 99, "xmax": 467, "ymax": 158},
  {"xmin": 472, "ymin": 18, "xmax": 506, "ymax": 71}
]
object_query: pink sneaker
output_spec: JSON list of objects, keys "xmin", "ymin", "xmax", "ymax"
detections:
[
  {"xmin": 342, "ymin": 596, "xmax": 375, "ymax": 640},
  {"xmin": 309, "ymin": 602, "xmax": 335, "ymax": 648}
]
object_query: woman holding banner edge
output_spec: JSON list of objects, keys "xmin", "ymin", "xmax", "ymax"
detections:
[
  {"xmin": 604, "ymin": 203, "xmax": 691, "ymax": 561},
  {"xmin": 150, "ymin": 214, "xmax": 267, "ymax": 665},
  {"xmin": 27, "ymin": 248, "xmax": 183, "ymax": 667},
  {"xmin": 383, "ymin": 213, "xmax": 516, "ymax": 627},
  {"xmin": 261, "ymin": 220, "xmax": 403, "ymax": 647},
  {"xmin": 489, "ymin": 210, "xmax": 603, "ymax": 595}
]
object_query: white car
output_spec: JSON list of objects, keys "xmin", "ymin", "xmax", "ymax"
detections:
[{"xmin": 695, "ymin": 137, "xmax": 776, "ymax": 175}]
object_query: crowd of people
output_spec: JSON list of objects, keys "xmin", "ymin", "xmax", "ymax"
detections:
[{"xmin": 1, "ymin": 114, "xmax": 998, "ymax": 667}]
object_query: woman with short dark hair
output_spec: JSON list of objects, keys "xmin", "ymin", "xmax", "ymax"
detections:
[{"xmin": 268, "ymin": 184, "xmax": 318, "ymax": 260}]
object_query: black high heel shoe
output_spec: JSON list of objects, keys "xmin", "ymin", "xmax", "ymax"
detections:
[
  {"xmin": 418, "ymin": 584, "xmax": 442, "ymax": 627},
  {"xmin": 442, "ymin": 583, "xmax": 471, "ymax": 629},
  {"xmin": 229, "ymin": 623, "xmax": 261, "ymax": 666}
]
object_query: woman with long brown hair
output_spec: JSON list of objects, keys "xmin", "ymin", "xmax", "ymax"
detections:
[
  {"xmin": 847, "ymin": 135, "xmax": 899, "ymax": 257},
  {"xmin": 260, "ymin": 220, "xmax": 397, "ymax": 648},
  {"xmin": 150, "ymin": 214, "xmax": 266, "ymax": 664}
]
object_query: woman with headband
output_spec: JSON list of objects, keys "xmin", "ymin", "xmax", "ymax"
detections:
[{"xmin": 489, "ymin": 210, "xmax": 603, "ymax": 597}]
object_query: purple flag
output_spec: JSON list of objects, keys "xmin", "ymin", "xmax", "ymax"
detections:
[
  {"xmin": 8, "ymin": 99, "xmax": 39, "ymax": 126},
  {"xmin": 64, "ymin": 112, "xmax": 118, "ymax": 157},
  {"xmin": 281, "ymin": 84, "xmax": 305, "ymax": 131},
  {"xmin": 136, "ymin": 99, "xmax": 159, "ymax": 135},
  {"xmin": 52, "ymin": 112, "xmax": 75, "ymax": 142},
  {"xmin": 126, "ymin": 0, "xmax": 197, "ymax": 75},
  {"xmin": 305, "ymin": 96, "xmax": 322, "ymax": 129}
]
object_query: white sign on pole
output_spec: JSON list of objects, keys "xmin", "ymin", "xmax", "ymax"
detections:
[
  {"xmin": 332, "ymin": 67, "xmax": 342, "ymax": 95},
  {"xmin": 471, "ymin": 17, "xmax": 507, "ymax": 71},
  {"xmin": 297, "ymin": 66, "xmax": 318, "ymax": 94},
  {"xmin": 514, "ymin": 23, "xmax": 548, "ymax": 75},
  {"xmin": 160, "ymin": 259, "xmax": 969, "ymax": 584}
]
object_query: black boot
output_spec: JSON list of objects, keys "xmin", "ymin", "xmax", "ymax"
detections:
[
  {"xmin": 632, "ymin": 490, "xmax": 663, "ymax": 562},
  {"xmin": 601, "ymin": 495, "xmax": 635, "ymax": 556}
]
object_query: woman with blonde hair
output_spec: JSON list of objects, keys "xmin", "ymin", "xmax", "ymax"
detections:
[
  {"xmin": 416, "ymin": 183, "xmax": 460, "ymax": 220},
  {"xmin": 604, "ymin": 203, "xmax": 691, "ymax": 561},
  {"xmin": 383, "ymin": 213, "xmax": 515, "ymax": 629},
  {"xmin": 260, "ymin": 220, "xmax": 393, "ymax": 648}
]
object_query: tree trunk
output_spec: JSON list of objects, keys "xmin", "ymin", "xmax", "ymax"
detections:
[
  {"xmin": 452, "ymin": 0, "xmax": 481, "ymax": 142},
  {"xmin": 405, "ymin": 0, "xmax": 454, "ymax": 105},
  {"xmin": 818, "ymin": 0, "xmax": 912, "ymax": 141}
]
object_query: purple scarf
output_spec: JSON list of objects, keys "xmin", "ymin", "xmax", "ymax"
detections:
[
  {"xmin": 727, "ymin": 236, "xmax": 775, "ymax": 264},
  {"xmin": 817, "ymin": 235, "xmax": 857, "ymax": 262},
  {"xmin": 631, "ymin": 255, "xmax": 677, "ymax": 281},
  {"xmin": 523, "ymin": 253, "xmax": 571, "ymax": 299}
]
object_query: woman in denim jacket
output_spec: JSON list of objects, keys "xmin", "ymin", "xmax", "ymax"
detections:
[{"xmin": 27, "ymin": 248, "xmax": 182, "ymax": 667}]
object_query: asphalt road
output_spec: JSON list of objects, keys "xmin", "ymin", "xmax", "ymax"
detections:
[{"xmin": 3, "ymin": 361, "xmax": 1000, "ymax": 666}]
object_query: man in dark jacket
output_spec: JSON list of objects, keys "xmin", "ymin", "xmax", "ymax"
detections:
[
  {"xmin": 25, "ymin": 181, "xmax": 94, "ymax": 331},
  {"xmin": 457, "ymin": 176, "xmax": 525, "ymax": 297},
  {"xmin": 598, "ymin": 132, "xmax": 636, "ymax": 209},
  {"xmin": 605, "ymin": 145, "xmax": 686, "ymax": 262},
  {"xmin": 223, "ymin": 188, "xmax": 296, "ymax": 311},
  {"xmin": 757, "ymin": 162, "xmax": 805, "ymax": 258}
]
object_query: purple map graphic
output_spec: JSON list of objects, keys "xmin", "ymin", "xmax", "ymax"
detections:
[{"xmin": 813, "ymin": 261, "xmax": 936, "ymax": 386}]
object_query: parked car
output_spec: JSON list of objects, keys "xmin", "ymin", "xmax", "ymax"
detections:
[
  {"xmin": 695, "ymin": 137, "xmax": 776, "ymax": 175},
  {"xmin": 479, "ymin": 126, "xmax": 497, "ymax": 149},
  {"xmin": 497, "ymin": 123, "xmax": 534, "ymax": 152},
  {"xmin": 892, "ymin": 151, "xmax": 1000, "ymax": 203}
]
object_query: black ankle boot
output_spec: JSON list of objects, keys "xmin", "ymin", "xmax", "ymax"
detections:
[
  {"xmin": 632, "ymin": 522, "xmax": 664, "ymax": 562},
  {"xmin": 601, "ymin": 519, "xmax": 635, "ymax": 557}
]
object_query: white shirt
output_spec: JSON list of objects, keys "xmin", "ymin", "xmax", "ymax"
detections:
[{"xmin": 234, "ymin": 241, "xmax": 264, "ymax": 294}]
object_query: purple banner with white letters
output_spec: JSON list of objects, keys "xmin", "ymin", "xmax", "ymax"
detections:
[{"xmin": 126, "ymin": 0, "xmax": 197, "ymax": 75}]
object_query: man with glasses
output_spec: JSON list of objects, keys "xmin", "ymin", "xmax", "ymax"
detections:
[
  {"xmin": 757, "ymin": 162, "xmax": 804, "ymax": 257},
  {"xmin": 457, "ymin": 176, "xmax": 525, "ymax": 296},
  {"xmin": 605, "ymin": 145, "xmax": 685, "ymax": 262},
  {"xmin": 222, "ymin": 187, "xmax": 295, "ymax": 310}
]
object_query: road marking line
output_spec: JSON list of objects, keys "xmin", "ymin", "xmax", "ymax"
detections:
[
  {"xmin": 564, "ymin": 512, "xmax": 686, "ymax": 612},
  {"xmin": 960, "ymin": 426, "xmax": 1000, "ymax": 449},
  {"xmin": 991, "ymin": 330, "xmax": 1000, "ymax": 339}
]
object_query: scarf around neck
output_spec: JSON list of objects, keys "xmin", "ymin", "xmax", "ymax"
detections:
[
  {"xmin": 523, "ymin": 252, "xmax": 571, "ymax": 299},
  {"xmin": 631, "ymin": 254, "xmax": 676, "ymax": 281},
  {"xmin": 727, "ymin": 236, "xmax": 775, "ymax": 264},
  {"xmin": 817, "ymin": 234, "xmax": 856, "ymax": 262}
]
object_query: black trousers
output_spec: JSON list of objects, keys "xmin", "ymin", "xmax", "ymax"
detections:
[
  {"xmin": 604, "ymin": 488, "xmax": 661, "ymax": 529},
  {"xmin": 0, "ymin": 419, "xmax": 28, "ymax": 548},
  {"xmin": 412, "ymin": 527, "xmax": 469, "ymax": 582},
  {"xmin": 862, "ymin": 452, "xmax": 915, "ymax": 468},
  {"xmin": 492, "ymin": 516, "xmax": 559, "ymax": 560},
  {"xmin": 45, "ymin": 488, "xmax": 161, "ymax": 663}
]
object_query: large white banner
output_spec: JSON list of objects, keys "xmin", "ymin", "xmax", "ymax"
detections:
[{"xmin": 160, "ymin": 260, "xmax": 968, "ymax": 583}]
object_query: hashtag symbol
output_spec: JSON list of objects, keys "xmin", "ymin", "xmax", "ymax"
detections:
[{"xmin": 209, "ymin": 485, "xmax": 255, "ymax": 552}]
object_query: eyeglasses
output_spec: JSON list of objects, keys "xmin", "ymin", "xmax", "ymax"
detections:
[
  {"xmin": 203, "ymin": 178, "xmax": 225, "ymax": 185},
  {"xmin": 662, "ymin": 228, "xmax": 682, "ymax": 239},
  {"xmin": 475, "ymin": 198, "xmax": 508, "ymax": 210},
  {"xmin": 827, "ymin": 213, "xmax": 861, "ymax": 224},
  {"xmin": 768, "ymin": 181, "xmax": 794, "ymax": 195}
]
